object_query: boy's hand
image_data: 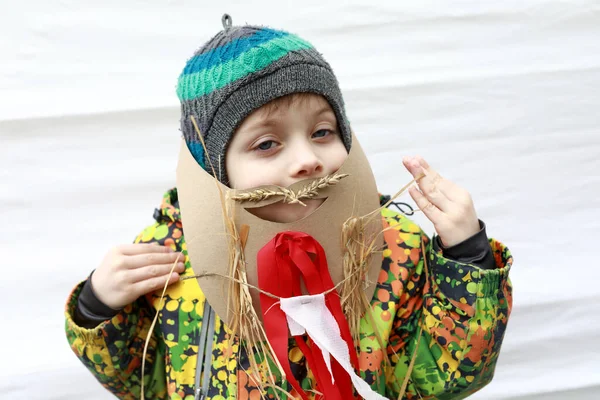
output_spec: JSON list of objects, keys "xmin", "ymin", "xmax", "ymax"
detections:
[
  {"xmin": 403, "ymin": 156, "xmax": 480, "ymax": 248},
  {"xmin": 91, "ymin": 244, "xmax": 185, "ymax": 310}
]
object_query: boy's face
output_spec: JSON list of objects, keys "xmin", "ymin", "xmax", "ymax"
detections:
[{"xmin": 226, "ymin": 94, "xmax": 348, "ymax": 223}]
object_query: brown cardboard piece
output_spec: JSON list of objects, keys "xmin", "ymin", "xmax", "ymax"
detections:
[{"xmin": 177, "ymin": 134, "xmax": 382, "ymax": 326}]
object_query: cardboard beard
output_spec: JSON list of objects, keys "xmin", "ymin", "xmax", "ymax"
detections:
[{"xmin": 177, "ymin": 134, "xmax": 386, "ymax": 400}]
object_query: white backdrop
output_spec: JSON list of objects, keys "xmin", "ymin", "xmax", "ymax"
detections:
[{"xmin": 1, "ymin": 1, "xmax": 599, "ymax": 399}]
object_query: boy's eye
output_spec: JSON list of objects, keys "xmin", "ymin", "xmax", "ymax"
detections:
[
  {"xmin": 256, "ymin": 140, "xmax": 276, "ymax": 151},
  {"xmin": 312, "ymin": 129, "xmax": 333, "ymax": 139}
]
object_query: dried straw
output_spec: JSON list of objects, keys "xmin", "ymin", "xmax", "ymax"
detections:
[
  {"xmin": 339, "ymin": 215, "xmax": 375, "ymax": 344},
  {"xmin": 336, "ymin": 172, "xmax": 428, "ymax": 398},
  {"xmin": 338, "ymin": 174, "xmax": 422, "ymax": 349},
  {"xmin": 140, "ymin": 253, "xmax": 181, "ymax": 400},
  {"xmin": 189, "ymin": 116, "xmax": 285, "ymax": 398},
  {"xmin": 362, "ymin": 173, "xmax": 424, "ymax": 225},
  {"xmin": 338, "ymin": 207, "xmax": 398, "ymax": 394},
  {"xmin": 231, "ymin": 173, "xmax": 349, "ymax": 206},
  {"xmin": 182, "ymin": 270, "xmax": 350, "ymax": 300},
  {"xmin": 396, "ymin": 237, "xmax": 429, "ymax": 400}
]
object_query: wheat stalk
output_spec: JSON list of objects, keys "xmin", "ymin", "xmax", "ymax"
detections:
[{"xmin": 231, "ymin": 173, "xmax": 349, "ymax": 206}]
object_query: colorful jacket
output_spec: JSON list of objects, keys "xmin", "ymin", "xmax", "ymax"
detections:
[{"xmin": 65, "ymin": 188, "xmax": 513, "ymax": 400}]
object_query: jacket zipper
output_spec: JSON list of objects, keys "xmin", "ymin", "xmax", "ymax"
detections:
[{"xmin": 195, "ymin": 300, "xmax": 216, "ymax": 400}]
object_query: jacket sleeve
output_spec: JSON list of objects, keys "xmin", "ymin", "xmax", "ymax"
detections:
[
  {"xmin": 64, "ymin": 219, "xmax": 183, "ymax": 399},
  {"xmin": 382, "ymin": 210, "xmax": 513, "ymax": 400}
]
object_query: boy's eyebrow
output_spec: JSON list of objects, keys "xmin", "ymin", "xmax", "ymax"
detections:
[
  {"xmin": 249, "ymin": 104, "xmax": 336, "ymax": 130},
  {"xmin": 249, "ymin": 118, "xmax": 280, "ymax": 130},
  {"xmin": 315, "ymin": 105, "xmax": 336, "ymax": 116}
]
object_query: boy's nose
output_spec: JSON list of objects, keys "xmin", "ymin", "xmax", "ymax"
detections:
[{"xmin": 290, "ymin": 147, "xmax": 323, "ymax": 179}]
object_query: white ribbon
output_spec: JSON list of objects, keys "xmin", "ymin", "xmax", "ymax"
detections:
[{"xmin": 279, "ymin": 294, "xmax": 387, "ymax": 400}]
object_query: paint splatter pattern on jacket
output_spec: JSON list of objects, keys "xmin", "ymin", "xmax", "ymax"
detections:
[{"xmin": 65, "ymin": 188, "xmax": 512, "ymax": 399}]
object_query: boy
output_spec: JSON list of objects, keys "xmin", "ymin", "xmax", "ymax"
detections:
[{"xmin": 66, "ymin": 14, "xmax": 512, "ymax": 400}]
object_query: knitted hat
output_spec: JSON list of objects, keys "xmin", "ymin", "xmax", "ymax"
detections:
[{"xmin": 176, "ymin": 14, "xmax": 352, "ymax": 184}]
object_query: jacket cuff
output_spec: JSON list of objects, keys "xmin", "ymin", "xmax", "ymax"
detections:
[
  {"xmin": 72, "ymin": 272, "xmax": 121, "ymax": 329},
  {"xmin": 65, "ymin": 281, "xmax": 110, "ymax": 344},
  {"xmin": 436, "ymin": 220, "xmax": 495, "ymax": 270},
  {"xmin": 429, "ymin": 238, "xmax": 513, "ymax": 304}
]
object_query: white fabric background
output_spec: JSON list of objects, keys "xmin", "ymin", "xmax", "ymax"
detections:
[{"xmin": 1, "ymin": 1, "xmax": 599, "ymax": 399}]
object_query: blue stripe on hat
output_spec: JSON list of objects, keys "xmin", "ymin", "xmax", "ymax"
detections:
[
  {"xmin": 182, "ymin": 28, "xmax": 289, "ymax": 75},
  {"xmin": 187, "ymin": 141, "xmax": 206, "ymax": 169}
]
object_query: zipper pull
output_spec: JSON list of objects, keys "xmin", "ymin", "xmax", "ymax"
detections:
[{"xmin": 194, "ymin": 388, "xmax": 205, "ymax": 400}]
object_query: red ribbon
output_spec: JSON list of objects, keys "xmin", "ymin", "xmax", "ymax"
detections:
[{"xmin": 258, "ymin": 231, "xmax": 359, "ymax": 400}]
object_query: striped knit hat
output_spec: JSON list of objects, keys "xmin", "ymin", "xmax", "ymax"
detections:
[{"xmin": 176, "ymin": 14, "xmax": 352, "ymax": 184}]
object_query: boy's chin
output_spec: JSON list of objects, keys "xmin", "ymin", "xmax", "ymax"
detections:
[{"xmin": 247, "ymin": 199, "xmax": 325, "ymax": 223}]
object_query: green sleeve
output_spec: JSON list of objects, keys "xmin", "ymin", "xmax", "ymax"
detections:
[
  {"xmin": 64, "ymin": 281, "xmax": 167, "ymax": 399},
  {"xmin": 390, "ymin": 232, "xmax": 513, "ymax": 400},
  {"xmin": 64, "ymin": 219, "xmax": 182, "ymax": 399}
]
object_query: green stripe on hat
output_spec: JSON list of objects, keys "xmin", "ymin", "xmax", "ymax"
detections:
[{"xmin": 177, "ymin": 34, "xmax": 313, "ymax": 102}]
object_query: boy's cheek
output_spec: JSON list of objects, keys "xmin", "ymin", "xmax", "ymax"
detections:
[
  {"xmin": 227, "ymin": 156, "xmax": 264, "ymax": 189},
  {"xmin": 323, "ymin": 139, "xmax": 349, "ymax": 171}
]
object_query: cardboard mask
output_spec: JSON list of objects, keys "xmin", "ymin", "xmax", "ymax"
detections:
[{"xmin": 176, "ymin": 133, "xmax": 382, "ymax": 326}]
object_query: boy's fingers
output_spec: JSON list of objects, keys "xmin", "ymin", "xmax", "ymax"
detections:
[
  {"xmin": 403, "ymin": 155, "xmax": 435, "ymax": 183},
  {"xmin": 409, "ymin": 186, "xmax": 442, "ymax": 224},
  {"xmin": 434, "ymin": 176, "xmax": 466, "ymax": 203},
  {"xmin": 118, "ymin": 243, "xmax": 174, "ymax": 256},
  {"xmin": 124, "ymin": 252, "xmax": 184, "ymax": 269},
  {"xmin": 134, "ymin": 272, "xmax": 181, "ymax": 295},
  {"xmin": 419, "ymin": 168, "xmax": 452, "ymax": 212},
  {"xmin": 414, "ymin": 155, "xmax": 431, "ymax": 170},
  {"xmin": 404, "ymin": 156, "xmax": 451, "ymax": 212},
  {"xmin": 402, "ymin": 156, "xmax": 421, "ymax": 178},
  {"xmin": 413, "ymin": 155, "xmax": 467, "ymax": 202},
  {"xmin": 127, "ymin": 262, "xmax": 186, "ymax": 283}
]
